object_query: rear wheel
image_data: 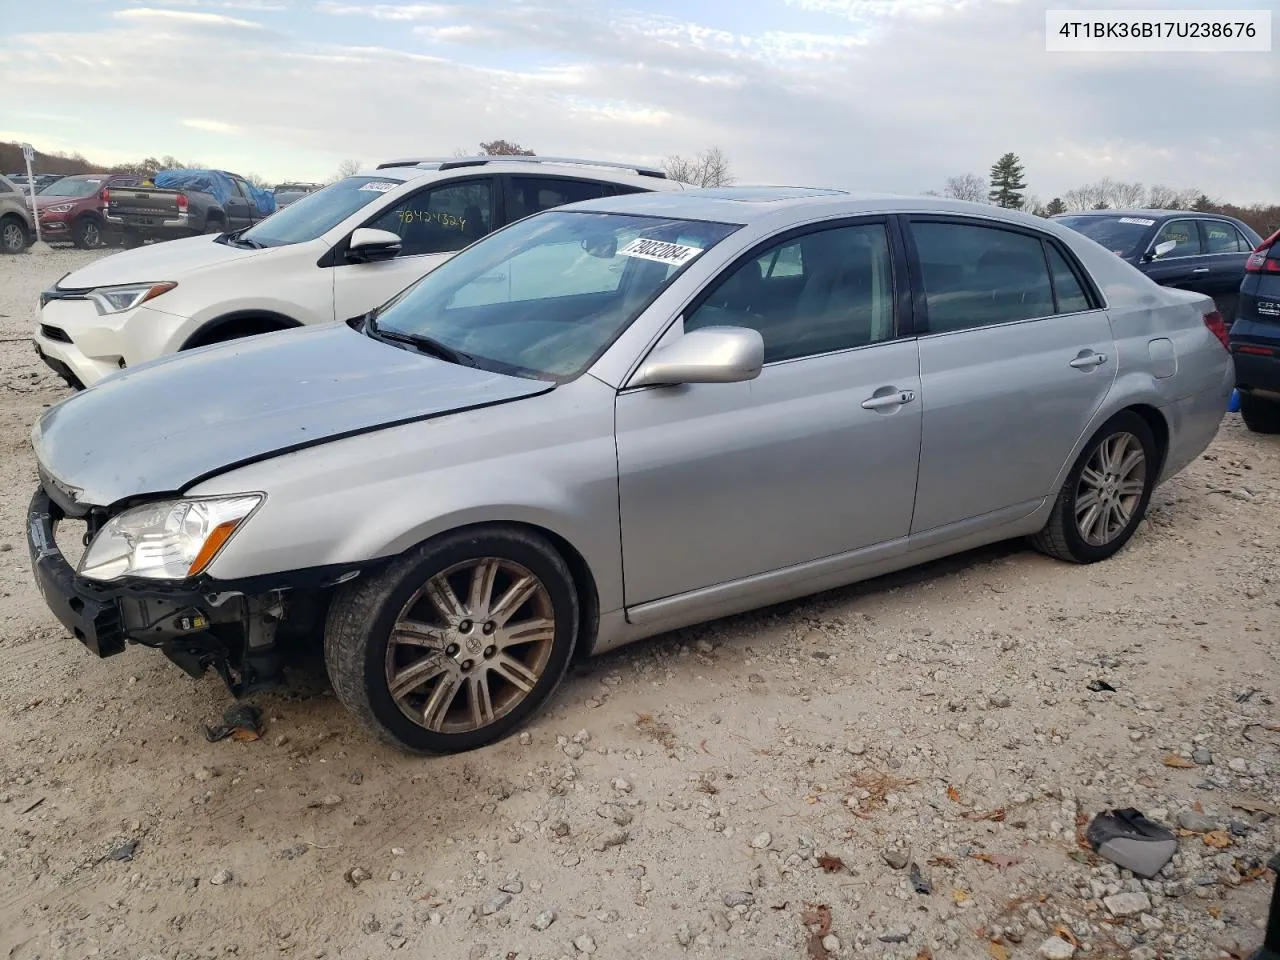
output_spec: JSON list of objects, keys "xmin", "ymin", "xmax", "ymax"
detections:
[
  {"xmin": 324, "ymin": 526, "xmax": 580, "ymax": 754},
  {"xmin": 72, "ymin": 217, "xmax": 103, "ymax": 249},
  {"xmin": 1031, "ymin": 411, "xmax": 1158, "ymax": 564},
  {"xmin": 1240, "ymin": 393, "xmax": 1280, "ymax": 434},
  {"xmin": 1, "ymin": 216, "xmax": 29, "ymax": 254}
]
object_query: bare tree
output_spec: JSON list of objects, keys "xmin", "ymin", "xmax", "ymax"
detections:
[
  {"xmin": 479, "ymin": 140, "xmax": 535, "ymax": 156},
  {"xmin": 326, "ymin": 158, "xmax": 363, "ymax": 184},
  {"xmin": 244, "ymin": 173, "xmax": 269, "ymax": 189},
  {"xmin": 941, "ymin": 173, "xmax": 988, "ymax": 203},
  {"xmin": 662, "ymin": 146, "xmax": 736, "ymax": 187}
]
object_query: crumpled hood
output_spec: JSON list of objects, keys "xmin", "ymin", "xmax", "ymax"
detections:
[
  {"xmin": 55, "ymin": 233, "xmax": 269, "ymax": 289},
  {"xmin": 32, "ymin": 323, "xmax": 551, "ymax": 507}
]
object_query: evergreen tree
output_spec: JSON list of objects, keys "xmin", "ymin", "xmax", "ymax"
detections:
[
  {"xmin": 1044, "ymin": 197, "xmax": 1067, "ymax": 216},
  {"xmin": 988, "ymin": 152, "xmax": 1028, "ymax": 208}
]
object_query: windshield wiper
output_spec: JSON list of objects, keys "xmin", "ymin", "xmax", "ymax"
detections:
[
  {"xmin": 220, "ymin": 227, "xmax": 264, "ymax": 249},
  {"xmin": 371, "ymin": 320, "xmax": 477, "ymax": 367}
]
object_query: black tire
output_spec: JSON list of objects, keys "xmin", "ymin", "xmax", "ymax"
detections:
[
  {"xmin": 324, "ymin": 525, "xmax": 580, "ymax": 754},
  {"xmin": 72, "ymin": 216, "xmax": 103, "ymax": 249},
  {"xmin": 0, "ymin": 216, "xmax": 29, "ymax": 254},
  {"xmin": 1240, "ymin": 393, "xmax": 1280, "ymax": 435},
  {"xmin": 1030, "ymin": 411, "xmax": 1159, "ymax": 564}
]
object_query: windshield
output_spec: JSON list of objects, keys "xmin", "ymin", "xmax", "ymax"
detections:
[
  {"xmin": 1055, "ymin": 214, "xmax": 1156, "ymax": 257},
  {"xmin": 240, "ymin": 176, "xmax": 403, "ymax": 247},
  {"xmin": 38, "ymin": 178, "xmax": 103, "ymax": 198},
  {"xmin": 372, "ymin": 209, "xmax": 740, "ymax": 381}
]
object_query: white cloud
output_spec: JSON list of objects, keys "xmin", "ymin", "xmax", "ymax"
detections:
[
  {"xmin": 182, "ymin": 118, "xmax": 242, "ymax": 134},
  {"xmin": 112, "ymin": 7, "xmax": 270, "ymax": 29}
]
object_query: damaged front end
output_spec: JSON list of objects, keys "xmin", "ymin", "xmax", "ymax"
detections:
[{"xmin": 27, "ymin": 483, "xmax": 361, "ymax": 697}]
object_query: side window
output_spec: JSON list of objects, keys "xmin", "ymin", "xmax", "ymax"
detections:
[
  {"xmin": 367, "ymin": 180, "xmax": 493, "ymax": 257},
  {"xmin": 1153, "ymin": 219, "xmax": 1202, "ymax": 257},
  {"xmin": 685, "ymin": 222, "xmax": 896, "ymax": 364},
  {"xmin": 1201, "ymin": 221, "xmax": 1249, "ymax": 254},
  {"xmin": 1046, "ymin": 244, "xmax": 1092, "ymax": 313},
  {"xmin": 507, "ymin": 177, "xmax": 615, "ymax": 222},
  {"xmin": 911, "ymin": 222, "xmax": 1055, "ymax": 333}
]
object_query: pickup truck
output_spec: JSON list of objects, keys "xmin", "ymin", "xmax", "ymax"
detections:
[{"xmin": 105, "ymin": 169, "xmax": 274, "ymax": 247}]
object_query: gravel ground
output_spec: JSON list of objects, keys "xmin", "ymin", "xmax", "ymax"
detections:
[{"xmin": 0, "ymin": 248, "xmax": 1278, "ymax": 960}]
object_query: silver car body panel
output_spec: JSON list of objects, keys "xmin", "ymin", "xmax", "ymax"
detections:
[{"xmin": 32, "ymin": 191, "xmax": 1232, "ymax": 657}]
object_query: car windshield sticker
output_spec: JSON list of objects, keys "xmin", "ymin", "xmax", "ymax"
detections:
[
  {"xmin": 1117, "ymin": 217, "xmax": 1156, "ymax": 226},
  {"xmin": 617, "ymin": 237, "xmax": 703, "ymax": 266},
  {"xmin": 359, "ymin": 181, "xmax": 398, "ymax": 193}
]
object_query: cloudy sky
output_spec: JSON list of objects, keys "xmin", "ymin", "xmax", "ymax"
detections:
[{"xmin": 2, "ymin": 0, "xmax": 1276, "ymax": 203}]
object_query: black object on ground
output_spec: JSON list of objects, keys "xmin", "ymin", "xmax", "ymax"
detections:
[
  {"xmin": 204, "ymin": 704, "xmax": 264, "ymax": 742},
  {"xmin": 1086, "ymin": 808, "xmax": 1177, "ymax": 878},
  {"xmin": 1250, "ymin": 852, "xmax": 1280, "ymax": 960},
  {"xmin": 1087, "ymin": 679, "xmax": 1117, "ymax": 692},
  {"xmin": 908, "ymin": 862, "xmax": 932, "ymax": 895},
  {"xmin": 106, "ymin": 839, "xmax": 138, "ymax": 861}
]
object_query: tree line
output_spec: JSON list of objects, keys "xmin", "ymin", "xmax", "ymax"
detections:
[{"xmin": 933, "ymin": 152, "xmax": 1279, "ymax": 236}]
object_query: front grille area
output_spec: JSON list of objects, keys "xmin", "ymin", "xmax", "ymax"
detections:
[{"xmin": 39, "ymin": 323, "xmax": 72, "ymax": 343}]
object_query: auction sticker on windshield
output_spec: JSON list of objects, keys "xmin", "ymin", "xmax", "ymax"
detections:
[
  {"xmin": 1118, "ymin": 217, "xmax": 1156, "ymax": 226},
  {"xmin": 359, "ymin": 181, "xmax": 399, "ymax": 193},
  {"xmin": 618, "ymin": 238, "xmax": 703, "ymax": 266}
]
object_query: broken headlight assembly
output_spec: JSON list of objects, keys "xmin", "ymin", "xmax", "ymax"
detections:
[{"xmin": 78, "ymin": 495, "xmax": 264, "ymax": 582}]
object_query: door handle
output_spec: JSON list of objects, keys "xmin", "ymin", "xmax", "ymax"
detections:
[
  {"xmin": 1069, "ymin": 352, "xmax": 1108, "ymax": 369},
  {"xmin": 1191, "ymin": 267, "xmax": 1210, "ymax": 274},
  {"xmin": 861, "ymin": 389, "xmax": 916, "ymax": 410}
]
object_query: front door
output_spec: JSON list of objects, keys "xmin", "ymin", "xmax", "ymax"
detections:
[
  {"xmin": 331, "ymin": 177, "xmax": 497, "ymax": 323},
  {"xmin": 905, "ymin": 217, "xmax": 1118, "ymax": 533},
  {"xmin": 615, "ymin": 219, "xmax": 923, "ymax": 606}
]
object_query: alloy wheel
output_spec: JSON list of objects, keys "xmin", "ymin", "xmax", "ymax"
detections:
[
  {"xmin": 1074, "ymin": 431, "xmax": 1147, "ymax": 546},
  {"xmin": 1, "ymin": 222, "xmax": 24, "ymax": 252},
  {"xmin": 385, "ymin": 558, "xmax": 556, "ymax": 734}
]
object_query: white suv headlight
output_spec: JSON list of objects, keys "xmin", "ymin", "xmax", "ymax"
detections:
[
  {"xmin": 86, "ymin": 282, "xmax": 177, "ymax": 315},
  {"xmin": 79, "ymin": 495, "xmax": 263, "ymax": 581}
]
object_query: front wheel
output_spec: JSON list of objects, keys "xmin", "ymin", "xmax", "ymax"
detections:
[
  {"xmin": 73, "ymin": 217, "xmax": 103, "ymax": 249},
  {"xmin": 1030, "ymin": 411, "xmax": 1158, "ymax": 564},
  {"xmin": 324, "ymin": 526, "xmax": 580, "ymax": 754},
  {"xmin": 1240, "ymin": 393, "xmax": 1280, "ymax": 434}
]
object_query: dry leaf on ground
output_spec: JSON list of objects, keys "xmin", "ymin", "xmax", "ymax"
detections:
[
  {"xmin": 1161, "ymin": 754, "xmax": 1198, "ymax": 769},
  {"xmin": 946, "ymin": 784, "xmax": 962, "ymax": 803},
  {"xmin": 817, "ymin": 854, "xmax": 844, "ymax": 873},
  {"xmin": 988, "ymin": 943, "xmax": 1009, "ymax": 960},
  {"xmin": 1204, "ymin": 830, "xmax": 1233, "ymax": 849}
]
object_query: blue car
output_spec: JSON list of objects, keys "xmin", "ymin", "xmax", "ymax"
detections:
[{"xmin": 1229, "ymin": 227, "xmax": 1280, "ymax": 433}]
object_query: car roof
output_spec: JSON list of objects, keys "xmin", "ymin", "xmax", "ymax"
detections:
[
  {"xmin": 559, "ymin": 187, "xmax": 1067, "ymax": 228},
  {"xmin": 356, "ymin": 158, "xmax": 686, "ymax": 193},
  {"xmin": 1052, "ymin": 208, "xmax": 1221, "ymax": 220}
]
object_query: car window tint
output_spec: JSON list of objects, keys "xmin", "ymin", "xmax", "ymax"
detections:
[
  {"xmin": 1202, "ymin": 221, "xmax": 1243, "ymax": 254},
  {"xmin": 1154, "ymin": 219, "xmax": 1202, "ymax": 257},
  {"xmin": 369, "ymin": 180, "xmax": 493, "ymax": 256},
  {"xmin": 507, "ymin": 177, "xmax": 614, "ymax": 222},
  {"xmin": 449, "ymin": 236, "xmax": 630, "ymax": 309},
  {"xmin": 685, "ymin": 222, "xmax": 895, "ymax": 363},
  {"xmin": 912, "ymin": 222, "xmax": 1055, "ymax": 333},
  {"xmin": 1046, "ymin": 244, "xmax": 1092, "ymax": 313}
]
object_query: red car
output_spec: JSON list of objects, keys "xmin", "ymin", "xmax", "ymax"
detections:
[{"xmin": 31, "ymin": 173, "xmax": 140, "ymax": 248}]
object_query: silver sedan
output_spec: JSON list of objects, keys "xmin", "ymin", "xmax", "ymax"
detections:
[{"xmin": 27, "ymin": 187, "xmax": 1234, "ymax": 753}]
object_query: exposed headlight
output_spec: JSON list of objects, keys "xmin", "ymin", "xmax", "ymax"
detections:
[
  {"xmin": 86, "ymin": 282, "xmax": 177, "ymax": 315},
  {"xmin": 43, "ymin": 203, "xmax": 74, "ymax": 214},
  {"xmin": 78, "ymin": 495, "xmax": 263, "ymax": 582}
]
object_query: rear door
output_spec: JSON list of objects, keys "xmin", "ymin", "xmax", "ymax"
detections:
[
  {"xmin": 1198, "ymin": 218, "xmax": 1255, "ymax": 318},
  {"xmin": 905, "ymin": 216, "xmax": 1117, "ymax": 535},
  {"xmin": 331, "ymin": 176, "xmax": 497, "ymax": 322}
]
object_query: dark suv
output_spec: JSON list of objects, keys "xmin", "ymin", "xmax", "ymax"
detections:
[
  {"xmin": 1052, "ymin": 210, "xmax": 1262, "ymax": 319},
  {"xmin": 1228, "ymin": 228, "xmax": 1280, "ymax": 433}
]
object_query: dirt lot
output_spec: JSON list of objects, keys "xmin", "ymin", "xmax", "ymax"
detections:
[{"xmin": 0, "ymin": 249, "xmax": 1277, "ymax": 960}]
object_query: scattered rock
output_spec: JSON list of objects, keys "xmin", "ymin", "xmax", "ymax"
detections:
[
  {"xmin": 1103, "ymin": 892, "xmax": 1152, "ymax": 917},
  {"xmin": 883, "ymin": 848, "xmax": 909, "ymax": 870},
  {"xmin": 106, "ymin": 839, "xmax": 138, "ymax": 862},
  {"xmin": 531, "ymin": 909, "xmax": 557, "ymax": 931},
  {"xmin": 1228, "ymin": 757, "xmax": 1248, "ymax": 773},
  {"xmin": 1177, "ymin": 810, "xmax": 1220, "ymax": 833},
  {"xmin": 593, "ymin": 831, "xmax": 628, "ymax": 852},
  {"xmin": 563, "ymin": 744, "xmax": 585, "ymax": 760},
  {"xmin": 209, "ymin": 869, "xmax": 233, "ymax": 886},
  {"xmin": 611, "ymin": 777, "xmax": 633, "ymax": 794},
  {"xmin": 988, "ymin": 692, "xmax": 1012, "ymax": 708},
  {"xmin": 345, "ymin": 867, "xmax": 371, "ymax": 886},
  {"xmin": 722, "ymin": 890, "xmax": 754, "ymax": 908},
  {"xmin": 360, "ymin": 913, "xmax": 380, "ymax": 934},
  {"xmin": 822, "ymin": 934, "xmax": 841, "ymax": 952},
  {"xmin": 1192, "ymin": 747, "xmax": 1213, "ymax": 766},
  {"xmin": 1038, "ymin": 935, "xmax": 1076, "ymax": 959},
  {"xmin": 750, "ymin": 831, "xmax": 772, "ymax": 850},
  {"xmin": 480, "ymin": 893, "xmax": 511, "ymax": 916},
  {"xmin": 573, "ymin": 933, "xmax": 597, "ymax": 954},
  {"xmin": 498, "ymin": 879, "xmax": 523, "ymax": 894}
]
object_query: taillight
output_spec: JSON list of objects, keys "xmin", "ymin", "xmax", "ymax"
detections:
[
  {"xmin": 101, "ymin": 187, "xmax": 109, "ymax": 205},
  {"xmin": 176, "ymin": 192, "xmax": 189, "ymax": 213},
  {"xmin": 1245, "ymin": 228, "xmax": 1280, "ymax": 274},
  {"xmin": 1203, "ymin": 310, "xmax": 1229, "ymax": 350}
]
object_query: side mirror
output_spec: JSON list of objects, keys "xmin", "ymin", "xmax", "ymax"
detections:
[
  {"xmin": 628, "ymin": 326, "xmax": 764, "ymax": 388},
  {"xmin": 1146, "ymin": 239, "xmax": 1177, "ymax": 262},
  {"xmin": 346, "ymin": 227, "xmax": 402, "ymax": 264}
]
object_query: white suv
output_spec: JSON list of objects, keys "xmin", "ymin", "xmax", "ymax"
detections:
[{"xmin": 34, "ymin": 156, "xmax": 685, "ymax": 388}]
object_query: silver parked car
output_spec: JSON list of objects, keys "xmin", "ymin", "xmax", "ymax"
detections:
[{"xmin": 27, "ymin": 188, "xmax": 1233, "ymax": 753}]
